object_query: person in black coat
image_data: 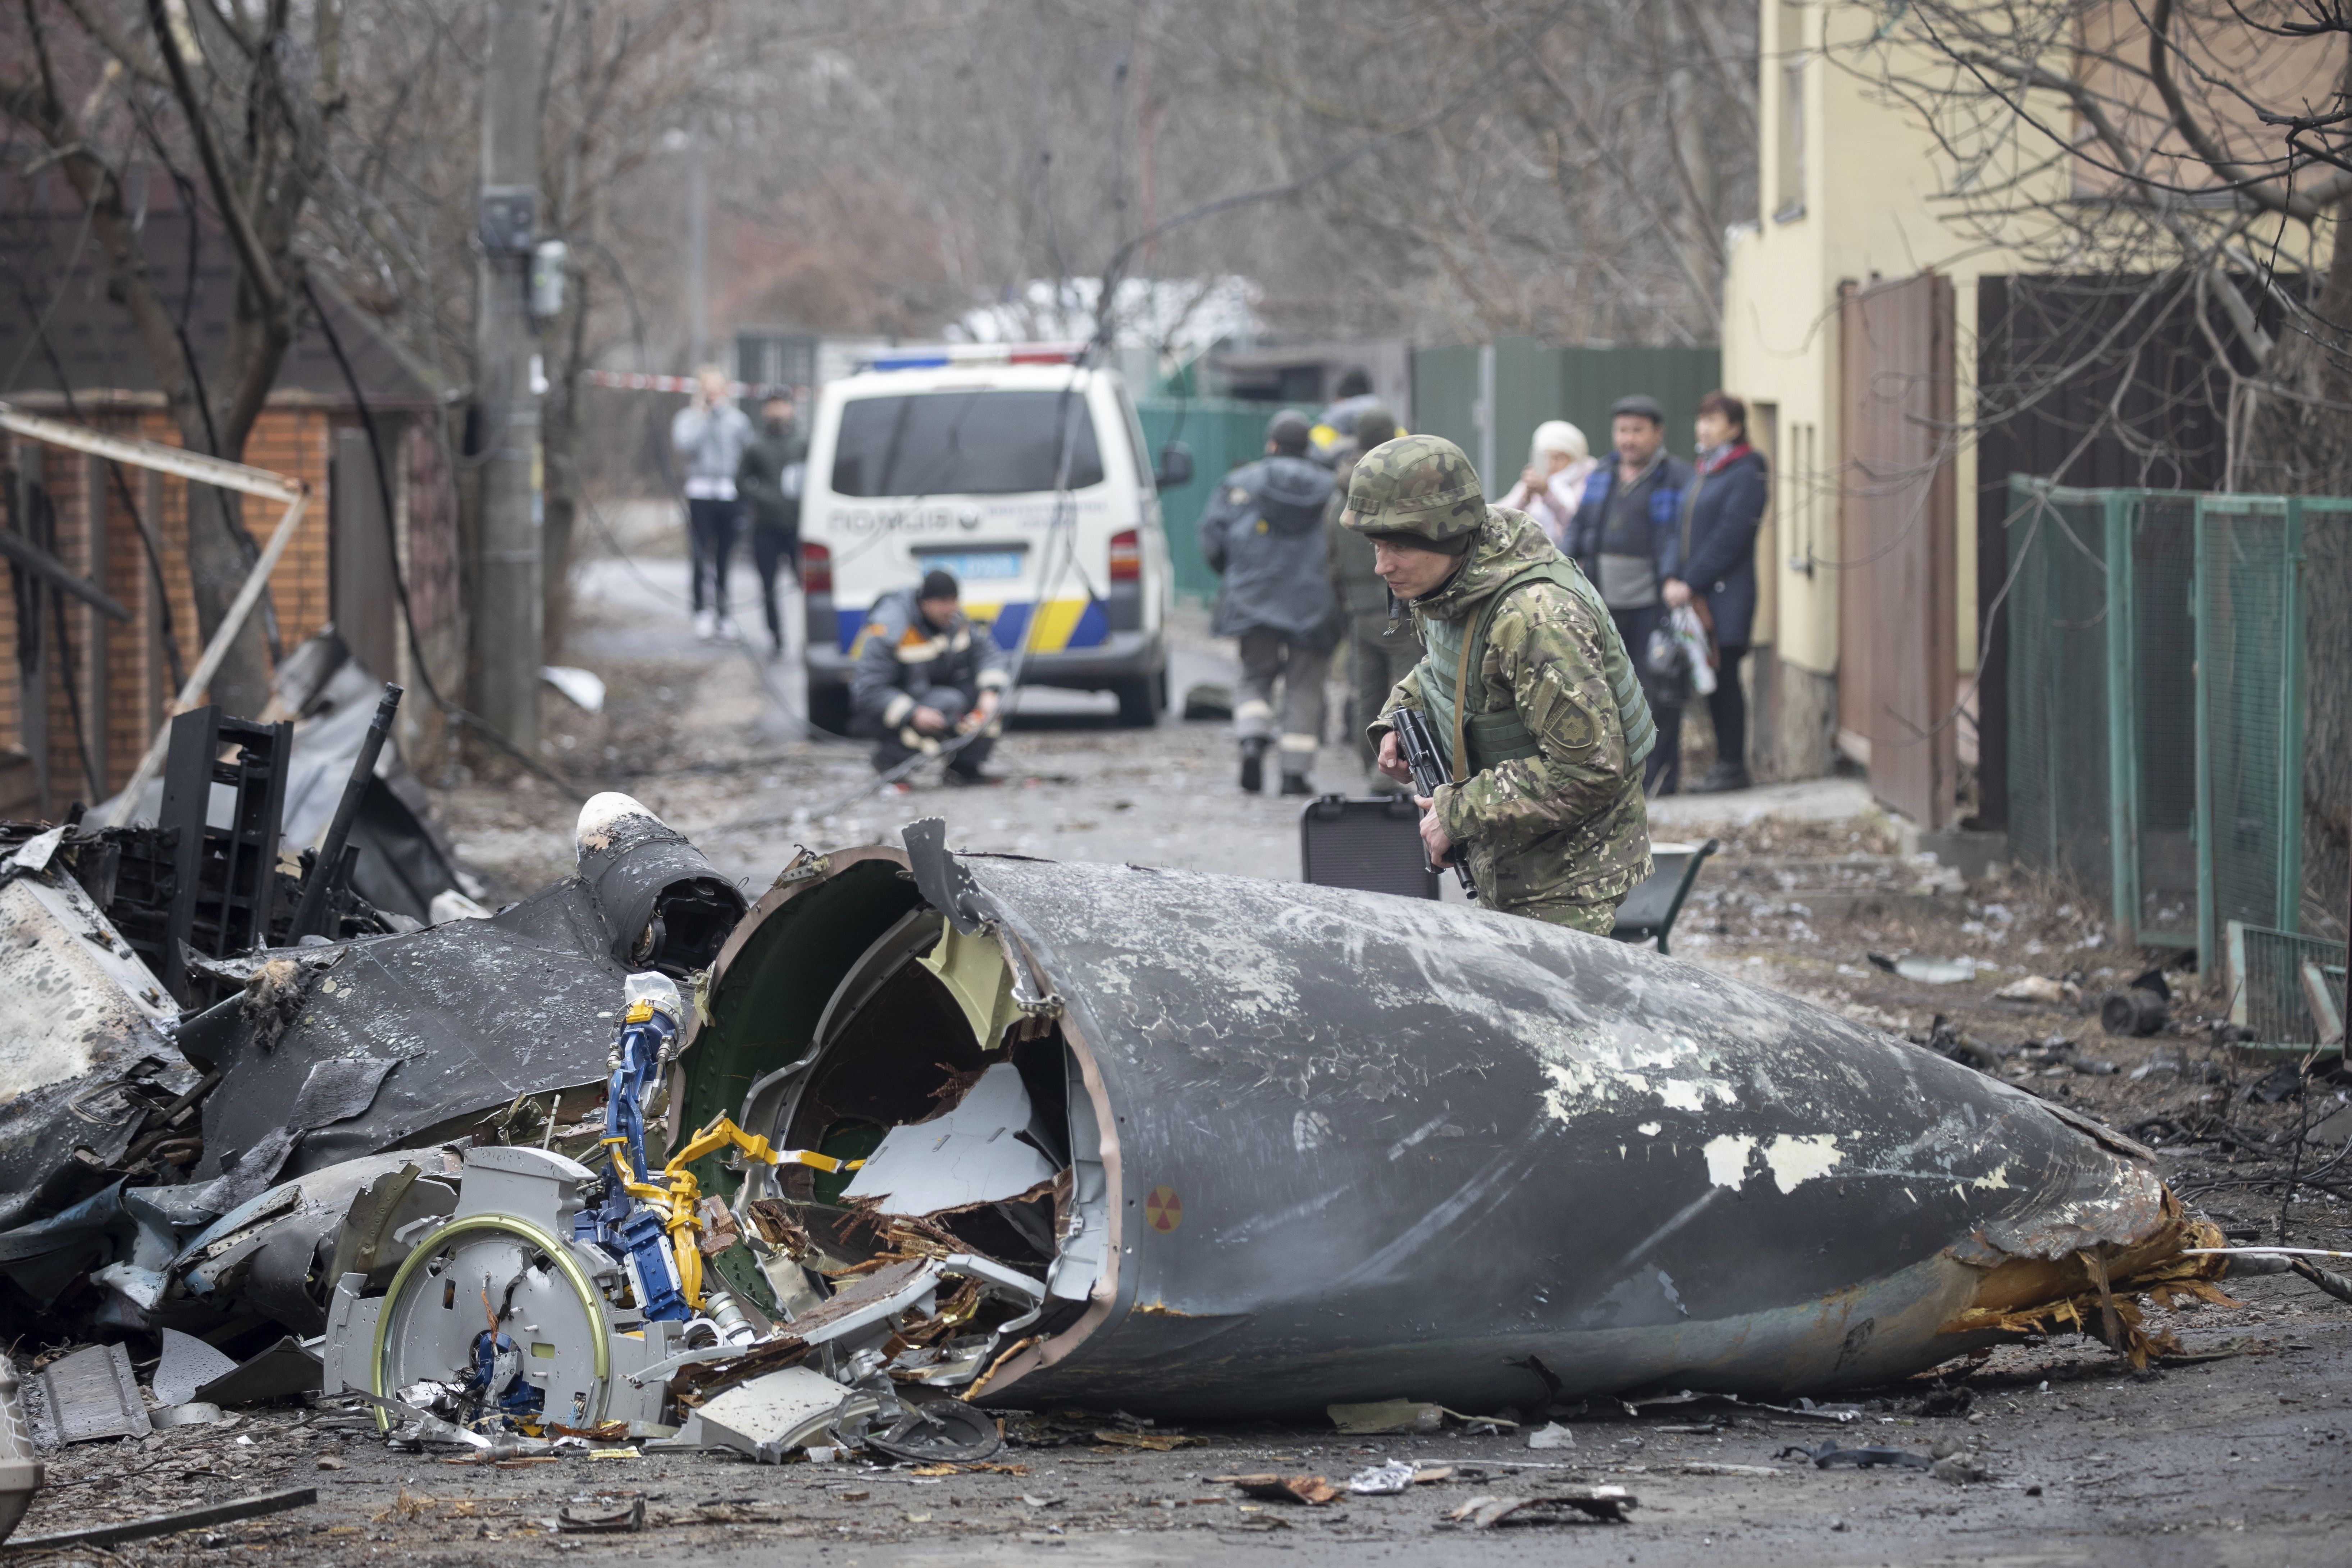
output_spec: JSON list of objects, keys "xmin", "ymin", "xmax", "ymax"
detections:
[
  {"xmin": 1664, "ymin": 391, "xmax": 1770, "ymax": 793},
  {"xmin": 736, "ymin": 393, "xmax": 808, "ymax": 661}
]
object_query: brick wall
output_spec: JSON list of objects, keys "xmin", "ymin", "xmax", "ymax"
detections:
[{"xmin": 0, "ymin": 406, "xmax": 336, "ymax": 815}]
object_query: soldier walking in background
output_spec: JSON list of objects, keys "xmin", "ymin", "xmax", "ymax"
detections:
[
  {"xmin": 669, "ymin": 364, "xmax": 753, "ymax": 644},
  {"xmin": 737, "ymin": 391, "xmax": 808, "ymax": 662},
  {"xmin": 1323, "ymin": 407, "xmax": 1418, "ymax": 788},
  {"xmin": 1200, "ymin": 409, "xmax": 1340, "ymax": 795},
  {"xmin": 1350, "ymin": 435, "xmax": 1654, "ymax": 933}
]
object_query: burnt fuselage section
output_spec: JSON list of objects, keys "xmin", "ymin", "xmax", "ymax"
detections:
[{"xmin": 686, "ymin": 834, "xmax": 2183, "ymax": 1419}]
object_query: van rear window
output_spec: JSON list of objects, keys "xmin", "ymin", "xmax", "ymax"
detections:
[{"xmin": 830, "ymin": 390, "xmax": 1104, "ymax": 497}]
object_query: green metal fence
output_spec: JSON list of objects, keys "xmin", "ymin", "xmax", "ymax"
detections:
[
  {"xmin": 2004, "ymin": 477, "xmax": 2326, "ymax": 961},
  {"xmin": 2226, "ymin": 921, "xmax": 2348, "ymax": 1050},
  {"xmin": 1135, "ymin": 398, "xmax": 1312, "ymax": 603}
]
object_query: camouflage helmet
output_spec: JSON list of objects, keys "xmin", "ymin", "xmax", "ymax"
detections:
[{"xmin": 1341, "ymin": 433, "xmax": 1487, "ymax": 543}]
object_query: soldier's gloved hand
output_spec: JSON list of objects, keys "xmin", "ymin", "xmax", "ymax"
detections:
[
  {"xmin": 1413, "ymin": 794, "xmax": 1453, "ymax": 864},
  {"xmin": 1375, "ymin": 730, "xmax": 1414, "ymax": 786}
]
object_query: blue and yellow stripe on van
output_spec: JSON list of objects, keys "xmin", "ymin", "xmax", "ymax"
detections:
[{"xmin": 838, "ymin": 598, "xmax": 1109, "ymax": 655}]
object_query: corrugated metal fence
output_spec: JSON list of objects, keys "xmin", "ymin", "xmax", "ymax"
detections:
[
  {"xmin": 1140, "ymin": 341, "xmax": 1720, "ymax": 604},
  {"xmin": 1410, "ymin": 339, "xmax": 1722, "ymax": 487},
  {"xmin": 1135, "ymin": 398, "xmax": 1310, "ymax": 603}
]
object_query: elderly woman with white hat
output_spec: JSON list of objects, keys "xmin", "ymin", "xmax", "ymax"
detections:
[{"xmin": 1498, "ymin": 420, "xmax": 1597, "ymax": 548}]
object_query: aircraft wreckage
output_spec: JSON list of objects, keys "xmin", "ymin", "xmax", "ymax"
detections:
[{"xmin": 1, "ymin": 799, "xmax": 2224, "ymax": 1466}]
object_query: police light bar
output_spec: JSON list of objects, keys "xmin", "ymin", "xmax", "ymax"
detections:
[{"xmin": 866, "ymin": 342, "xmax": 1088, "ymax": 372}]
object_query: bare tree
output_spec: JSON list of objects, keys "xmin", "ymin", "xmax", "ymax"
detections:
[
  {"xmin": 1835, "ymin": 0, "xmax": 2347, "ymax": 930},
  {"xmin": 4, "ymin": 0, "xmax": 346, "ymax": 714}
]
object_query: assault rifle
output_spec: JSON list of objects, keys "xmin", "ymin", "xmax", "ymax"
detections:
[{"xmin": 1391, "ymin": 707, "xmax": 1476, "ymax": 895}]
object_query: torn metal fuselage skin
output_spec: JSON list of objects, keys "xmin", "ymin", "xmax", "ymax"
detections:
[
  {"xmin": 688, "ymin": 834, "xmax": 2192, "ymax": 1421},
  {"xmin": 0, "ymin": 852, "xmax": 188, "ymax": 1231},
  {"xmin": 193, "ymin": 794, "xmax": 747, "ymax": 1190}
]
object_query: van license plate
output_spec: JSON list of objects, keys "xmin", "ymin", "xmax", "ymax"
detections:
[{"xmin": 915, "ymin": 550, "xmax": 1025, "ymax": 582}]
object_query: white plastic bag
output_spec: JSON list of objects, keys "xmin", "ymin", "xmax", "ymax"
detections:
[{"xmin": 1669, "ymin": 605, "xmax": 1716, "ymax": 696}]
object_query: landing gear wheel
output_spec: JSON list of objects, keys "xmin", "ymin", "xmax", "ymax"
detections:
[{"xmin": 371, "ymin": 1214, "xmax": 614, "ymax": 1433}]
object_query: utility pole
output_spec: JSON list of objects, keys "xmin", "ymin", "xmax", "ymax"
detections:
[
  {"xmin": 687, "ymin": 130, "xmax": 710, "ymax": 369},
  {"xmin": 474, "ymin": 0, "xmax": 542, "ymax": 755}
]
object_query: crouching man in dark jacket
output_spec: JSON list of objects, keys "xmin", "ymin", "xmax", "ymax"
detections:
[{"xmin": 849, "ymin": 569, "xmax": 1011, "ymax": 783}]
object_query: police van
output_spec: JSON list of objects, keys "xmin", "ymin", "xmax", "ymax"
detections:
[{"xmin": 799, "ymin": 345, "xmax": 1188, "ymax": 734}]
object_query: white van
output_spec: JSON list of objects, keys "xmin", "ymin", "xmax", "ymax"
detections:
[{"xmin": 798, "ymin": 346, "xmax": 1186, "ymax": 733}]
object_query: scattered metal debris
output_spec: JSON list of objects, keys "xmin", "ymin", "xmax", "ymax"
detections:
[
  {"xmin": 1329, "ymin": 1400, "xmax": 1504, "ymax": 1435},
  {"xmin": 25, "ymin": 1343, "xmax": 148, "ymax": 1446},
  {"xmin": 2, "ymin": 1486, "xmax": 316, "ymax": 1551},
  {"xmin": 1346, "ymin": 1459, "xmax": 1420, "ymax": 1494},
  {"xmin": 1446, "ymin": 1487, "xmax": 1634, "ymax": 1526},
  {"xmin": 1869, "ymin": 952, "xmax": 1976, "ymax": 984},
  {"xmin": 151, "ymin": 1327, "xmax": 237, "ymax": 1407},
  {"xmin": 2101, "ymin": 986, "xmax": 2169, "ymax": 1037},
  {"xmin": 1224, "ymin": 1473, "xmax": 1344, "ymax": 1505},
  {"xmin": 1777, "ymin": 1439, "xmax": 1935, "ymax": 1471},
  {"xmin": 194, "ymin": 1336, "xmax": 323, "ymax": 1407},
  {"xmin": 0, "ymin": 1359, "xmax": 40, "ymax": 1544},
  {"xmin": 556, "ymin": 1495, "xmax": 646, "ymax": 1533}
]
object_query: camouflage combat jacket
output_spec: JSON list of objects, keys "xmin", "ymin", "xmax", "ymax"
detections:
[{"xmin": 1369, "ymin": 509, "xmax": 1652, "ymax": 923}]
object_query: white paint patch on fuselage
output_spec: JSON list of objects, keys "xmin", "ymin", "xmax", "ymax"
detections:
[
  {"xmin": 1761, "ymin": 1133, "xmax": 1843, "ymax": 1193},
  {"xmin": 1703, "ymin": 1134, "xmax": 1757, "ymax": 1189}
]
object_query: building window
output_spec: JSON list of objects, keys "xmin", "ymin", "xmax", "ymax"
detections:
[{"xmin": 1776, "ymin": 0, "xmax": 1807, "ymax": 221}]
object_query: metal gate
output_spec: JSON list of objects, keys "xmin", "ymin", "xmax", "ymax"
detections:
[{"xmin": 1838, "ymin": 274, "xmax": 1959, "ymax": 829}]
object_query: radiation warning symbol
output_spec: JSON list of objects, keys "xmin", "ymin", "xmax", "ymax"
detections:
[{"xmin": 1144, "ymin": 1185, "xmax": 1183, "ymax": 1233}]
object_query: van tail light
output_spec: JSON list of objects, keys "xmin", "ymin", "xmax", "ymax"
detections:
[
  {"xmin": 1108, "ymin": 529, "xmax": 1142, "ymax": 585},
  {"xmin": 801, "ymin": 541, "xmax": 833, "ymax": 595}
]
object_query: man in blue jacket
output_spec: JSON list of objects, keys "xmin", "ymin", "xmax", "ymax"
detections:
[
  {"xmin": 1670, "ymin": 392, "xmax": 1770, "ymax": 793},
  {"xmin": 1199, "ymin": 410, "xmax": 1339, "ymax": 794},
  {"xmin": 1565, "ymin": 395, "xmax": 1694, "ymax": 794}
]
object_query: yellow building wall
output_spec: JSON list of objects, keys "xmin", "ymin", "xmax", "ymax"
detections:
[
  {"xmin": 1727, "ymin": 2, "xmax": 2086, "ymax": 685},
  {"xmin": 1729, "ymin": 0, "xmax": 2330, "ymax": 704}
]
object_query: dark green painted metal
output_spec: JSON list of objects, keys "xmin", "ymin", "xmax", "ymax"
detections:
[
  {"xmin": 2007, "ymin": 477, "xmax": 2327, "ymax": 967},
  {"xmin": 676, "ymin": 859, "xmax": 926, "ymax": 1202},
  {"xmin": 1410, "ymin": 341, "xmax": 1723, "ymax": 493}
]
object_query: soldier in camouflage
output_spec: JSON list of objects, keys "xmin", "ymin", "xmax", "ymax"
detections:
[{"xmin": 1344, "ymin": 434, "xmax": 1655, "ymax": 933}]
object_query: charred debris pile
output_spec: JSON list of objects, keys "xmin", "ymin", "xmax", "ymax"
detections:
[{"xmin": 0, "ymin": 758, "xmax": 2330, "ymax": 1534}]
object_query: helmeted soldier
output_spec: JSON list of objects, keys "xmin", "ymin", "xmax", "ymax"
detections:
[
  {"xmin": 1346, "ymin": 434, "xmax": 1655, "ymax": 932},
  {"xmin": 1198, "ymin": 409, "xmax": 1340, "ymax": 794},
  {"xmin": 848, "ymin": 569, "xmax": 1011, "ymax": 783},
  {"xmin": 1321, "ymin": 404, "xmax": 1417, "ymax": 785}
]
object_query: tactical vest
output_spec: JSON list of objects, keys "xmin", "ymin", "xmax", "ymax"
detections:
[{"xmin": 1416, "ymin": 559, "xmax": 1656, "ymax": 781}]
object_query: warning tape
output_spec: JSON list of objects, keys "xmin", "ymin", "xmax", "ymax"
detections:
[{"xmin": 582, "ymin": 370, "xmax": 803, "ymax": 398}]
